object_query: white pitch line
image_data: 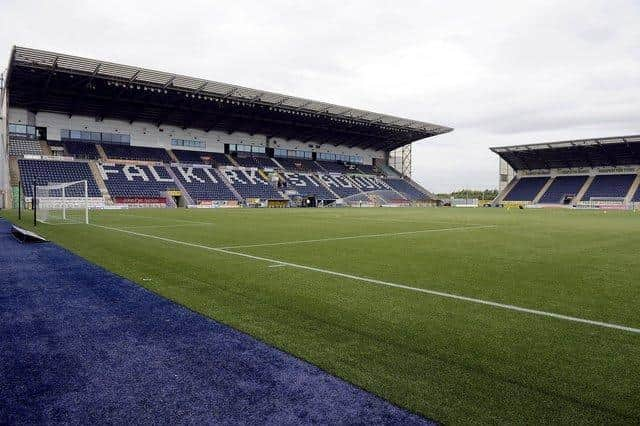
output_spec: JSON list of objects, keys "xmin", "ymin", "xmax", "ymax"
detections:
[
  {"xmin": 122, "ymin": 223, "xmax": 214, "ymax": 230},
  {"xmin": 89, "ymin": 223, "xmax": 640, "ymax": 335},
  {"xmin": 219, "ymin": 225, "xmax": 497, "ymax": 249},
  {"xmin": 106, "ymin": 212, "xmax": 215, "ymax": 226},
  {"xmin": 268, "ymin": 264, "xmax": 287, "ymax": 268}
]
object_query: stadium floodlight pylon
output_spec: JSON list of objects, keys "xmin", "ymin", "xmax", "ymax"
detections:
[{"xmin": 34, "ymin": 180, "xmax": 89, "ymax": 224}]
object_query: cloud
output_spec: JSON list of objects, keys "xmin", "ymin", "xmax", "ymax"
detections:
[{"xmin": 1, "ymin": 0, "xmax": 638, "ymax": 192}]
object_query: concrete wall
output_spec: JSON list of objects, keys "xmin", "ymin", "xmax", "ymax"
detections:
[{"xmin": 498, "ymin": 158, "xmax": 515, "ymax": 192}]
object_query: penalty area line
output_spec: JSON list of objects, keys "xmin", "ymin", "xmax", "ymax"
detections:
[{"xmin": 89, "ymin": 223, "xmax": 640, "ymax": 335}]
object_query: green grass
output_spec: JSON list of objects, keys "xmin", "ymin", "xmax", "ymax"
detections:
[{"xmin": 3, "ymin": 207, "xmax": 640, "ymax": 424}]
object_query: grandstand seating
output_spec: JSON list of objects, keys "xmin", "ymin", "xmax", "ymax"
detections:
[
  {"xmin": 171, "ymin": 150, "xmax": 233, "ymax": 166},
  {"xmin": 210, "ymin": 153, "xmax": 234, "ymax": 166},
  {"xmin": 316, "ymin": 174, "xmax": 360, "ymax": 198},
  {"xmin": 99, "ymin": 163, "xmax": 177, "ymax": 200},
  {"xmin": 102, "ymin": 144, "xmax": 171, "ymax": 162},
  {"xmin": 281, "ymin": 173, "xmax": 336, "ymax": 200},
  {"xmin": 171, "ymin": 166, "xmax": 237, "ymax": 202},
  {"xmin": 275, "ymin": 158, "xmax": 325, "ymax": 172},
  {"xmin": 502, "ymin": 177, "xmax": 549, "ymax": 201},
  {"xmin": 317, "ymin": 161, "xmax": 350, "ymax": 173},
  {"xmin": 232, "ymin": 155, "xmax": 277, "ymax": 169},
  {"xmin": 582, "ymin": 174, "xmax": 636, "ymax": 200},
  {"xmin": 372, "ymin": 190, "xmax": 408, "ymax": 203},
  {"xmin": 350, "ymin": 175, "xmax": 391, "ymax": 192},
  {"xmin": 384, "ymin": 178, "xmax": 429, "ymax": 200},
  {"xmin": 18, "ymin": 159, "xmax": 101, "ymax": 197},
  {"xmin": 172, "ymin": 149, "xmax": 214, "ymax": 165},
  {"xmin": 12, "ymin": 139, "xmax": 433, "ymax": 206},
  {"xmin": 342, "ymin": 190, "xmax": 406, "ymax": 204},
  {"xmin": 357, "ymin": 164, "xmax": 379, "ymax": 175},
  {"xmin": 8, "ymin": 138, "xmax": 43, "ymax": 156},
  {"xmin": 62, "ymin": 140, "xmax": 101, "ymax": 159},
  {"xmin": 219, "ymin": 168, "xmax": 285, "ymax": 200},
  {"xmin": 538, "ymin": 175, "xmax": 588, "ymax": 204},
  {"xmin": 633, "ymin": 185, "xmax": 640, "ymax": 202}
]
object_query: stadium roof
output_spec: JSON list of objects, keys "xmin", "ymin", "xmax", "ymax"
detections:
[
  {"xmin": 491, "ymin": 134, "xmax": 640, "ymax": 170},
  {"xmin": 5, "ymin": 46, "xmax": 452, "ymax": 151}
]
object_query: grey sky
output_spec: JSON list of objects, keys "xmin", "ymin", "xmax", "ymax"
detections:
[{"xmin": 1, "ymin": 0, "xmax": 638, "ymax": 192}]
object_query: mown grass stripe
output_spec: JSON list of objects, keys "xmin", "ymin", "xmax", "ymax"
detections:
[{"xmin": 90, "ymin": 223, "xmax": 640, "ymax": 335}]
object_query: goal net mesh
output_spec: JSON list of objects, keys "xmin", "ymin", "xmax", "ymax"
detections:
[
  {"xmin": 35, "ymin": 180, "xmax": 89, "ymax": 224},
  {"xmin": 334, "ymin": 190, "xmax": 410, "ymax": 207}
]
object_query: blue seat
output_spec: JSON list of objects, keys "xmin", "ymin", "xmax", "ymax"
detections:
[
  {"xmin": 281, "ymin": 173, "xmax": 336, "ymax": 200},
  {"xmin": 219, "ymin": 168, "xmax": 285, "ymax": 200},
  {"xmin": 18, "ymin": 159, "xmax": 101, "ymax": 197},
  {"xmin": 63, "ymin": 140, "xmax": 101, "ymax": 159},
  {"xmin": 275, "ymin": 158, "xmax": 325, "ymax": 172},
  {"xmin": 383, "ymin": 178, "xmax": 429, "ymax": 201},
  {"xmin": 171, "ymin": 166, "xmax": 237, "ymax": 202},
  {"xmin": 315, "ymin": 174, "xmax": 360, "ymax": 198},
  {"xmin": 102, "ymin": 144, "xmax": 171, "ymax": 162},
  {"xmin": 582, "ymin": 174, "xmax": 636, "ymax": 200},
  {"xmin": 503, "ymin": 177, "xmax": 549, "ymax": 201},
  {"xmin": 317, "ymin": 161, "xmax": 350, "ymax": 173},
  {"xmin": 233, "ymin": 155, "xmax": 277, "ymax": 169},
  {"xmin": 538, "ymin": 176, "xmax": 588, "ymax": 203},
  {"xmin": 99, "ymin": 163, "xmax": 177, "ymax": 200}
]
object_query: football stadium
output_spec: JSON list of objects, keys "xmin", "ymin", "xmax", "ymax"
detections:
[{"xmin": 1, "ymin": 46, "xmax": 639, "ymax": 425}]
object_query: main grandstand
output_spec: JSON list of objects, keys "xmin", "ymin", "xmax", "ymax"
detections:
[
  {"xmin": 0, "ymin": 46, "xmax": 452, "ymax": 213},
  {"xmin": 491, "ymin": 134, "xmax": 640, "ymax": 209}
]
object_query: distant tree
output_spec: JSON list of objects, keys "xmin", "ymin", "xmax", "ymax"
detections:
[{"xmin": 449, "ymin": 189, "xmax": 498, "ymax": 200}]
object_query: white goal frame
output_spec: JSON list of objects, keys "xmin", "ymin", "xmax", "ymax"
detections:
[{"xmin": 34, "ymin": 180, "xmax": 89, "ymax": 224}]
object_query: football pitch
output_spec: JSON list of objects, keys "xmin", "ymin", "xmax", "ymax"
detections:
[{"xmin": 3, "ymin": 207, "xmax": 640, "ymax": 423}]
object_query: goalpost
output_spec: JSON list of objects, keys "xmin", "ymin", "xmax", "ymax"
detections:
[{"xmin": 34, "ymin": 180, "xmax": 89, "ymax": 224}]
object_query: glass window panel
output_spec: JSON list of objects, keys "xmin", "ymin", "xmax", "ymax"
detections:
[
  {"xmin": 70, "ymin": 130, "xmax": 82, "ymax": 139},
  {"xmin": 60, "ymin": 129, "xmax": 70, "ymax": 139}
]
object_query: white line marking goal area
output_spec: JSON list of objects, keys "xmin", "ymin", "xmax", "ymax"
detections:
[{"xmin": 88, "ymin": 223, "xmax": 640, "ymax": 335}]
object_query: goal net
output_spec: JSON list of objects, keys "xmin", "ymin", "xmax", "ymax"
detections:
[
  {"xmin": 35, "ymin": 180, "xmax": 89, "ymax": 224},
  {"xmin": 333, "ymin": 190, "xmax": 411, "ymax": 207}
]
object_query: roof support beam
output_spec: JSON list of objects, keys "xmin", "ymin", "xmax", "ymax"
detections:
[{"xmin": 162, "ymin": 76, "xmax": 176, "ymax": 89}]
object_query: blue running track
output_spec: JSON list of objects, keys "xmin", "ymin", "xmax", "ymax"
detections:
[{"xmin": 0, "ymin": 219, "xmax": 432, "ymax": 425}]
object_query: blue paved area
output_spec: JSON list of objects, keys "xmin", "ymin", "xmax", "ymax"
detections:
[{"xmin": 0, "ymin": 219, "xmax": 432, "ymax": 425}]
